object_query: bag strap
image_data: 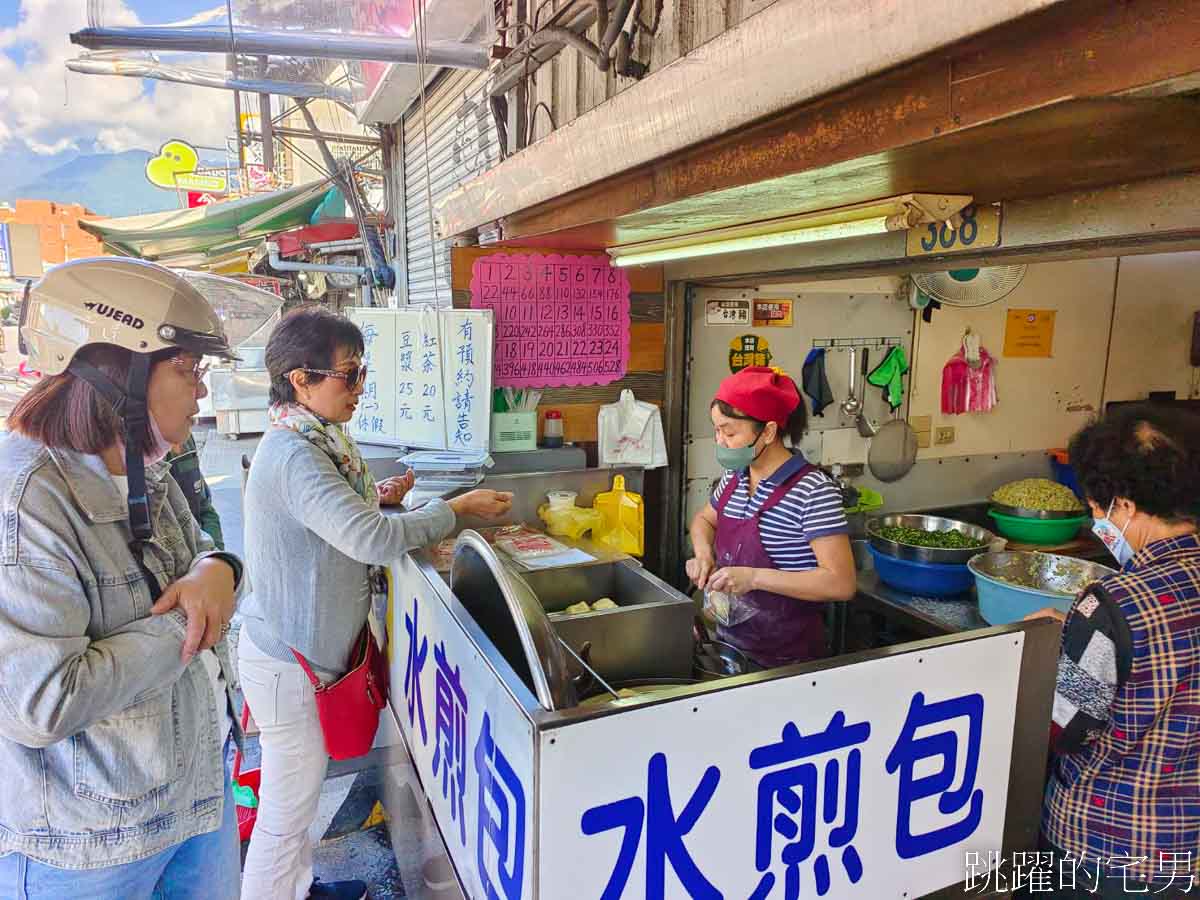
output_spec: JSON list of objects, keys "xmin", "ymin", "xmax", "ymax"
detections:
[
  {"xmin": 232, "ymin": 702, "xmax": 252, "ymax": 778},
  {"xmin": 290, "ymin": 649, "xmax": 325, "ymax": 691}
]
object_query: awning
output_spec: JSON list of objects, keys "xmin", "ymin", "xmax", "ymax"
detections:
[
  {"xmin": 79, "ymin": 180, "xmax": 341, "ymax": 267},
  {"xmin": 274, "ymin": 221, "xmax": 359, "ymax": 258}
]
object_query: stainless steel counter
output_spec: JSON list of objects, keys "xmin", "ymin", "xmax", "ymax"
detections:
[{"xmin": 854, "ymin": 569, "xmax": 988, "ymax": 637}]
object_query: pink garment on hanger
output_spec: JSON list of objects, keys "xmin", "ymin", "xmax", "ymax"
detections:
[{"xmin": 941, "ymin": 347, "xmax": 997, "ymax": 414}]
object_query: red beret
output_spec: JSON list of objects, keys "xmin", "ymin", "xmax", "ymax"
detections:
[{"xmin": 715, "ymin": 366, "xmax": 801, "ymax": 427}]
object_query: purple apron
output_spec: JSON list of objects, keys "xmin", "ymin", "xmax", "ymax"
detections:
[{"xmin": 713, "ymin": 464, "xmax": 828, "ymax": 668}]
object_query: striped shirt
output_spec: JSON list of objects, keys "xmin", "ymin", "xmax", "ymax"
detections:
[{"xmin": 711, "ymin": 454, "xmax": 848, "ymax": 570}]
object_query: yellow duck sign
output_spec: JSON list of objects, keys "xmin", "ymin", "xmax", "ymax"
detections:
[{"xmin": 145, "ymin": 140, "xmax": 228, "ymax": 193}]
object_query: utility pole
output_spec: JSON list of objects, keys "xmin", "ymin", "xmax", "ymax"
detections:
[{"xmin": 258, "ymin": 57, "xmax": 275, "ymax": 174}]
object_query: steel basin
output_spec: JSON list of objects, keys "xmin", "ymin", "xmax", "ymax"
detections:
[{"xmin": 867, "ymin": 513, "xmax": 1000, "ymax": 565}]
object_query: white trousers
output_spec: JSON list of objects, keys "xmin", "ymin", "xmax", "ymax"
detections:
[{"xmin": 237, "ymin": 628, "xmax": 330, "ymax": 900}]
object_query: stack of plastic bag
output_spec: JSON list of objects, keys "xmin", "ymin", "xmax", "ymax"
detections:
[{"xmin": 598, "ymin": 389, "xmax": 668, "ymax": 469}]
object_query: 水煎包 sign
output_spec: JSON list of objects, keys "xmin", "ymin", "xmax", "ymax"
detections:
[
  {"xmin": 390, "ymin": 555, "xmax": 535, "ymax": 900},
  {"xmin": 537, "ymin": 631, "xmax": 1023, "ymax": 899}
]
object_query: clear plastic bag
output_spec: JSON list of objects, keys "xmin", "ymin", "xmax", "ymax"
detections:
[{"xmin": 704, "ymin": 589, "xmax": 758, "ymax": 627}]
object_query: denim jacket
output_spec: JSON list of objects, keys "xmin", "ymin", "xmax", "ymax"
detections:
[{"xmin": 0, "ymin": 433, "xmax": 243, "ymax": 870}]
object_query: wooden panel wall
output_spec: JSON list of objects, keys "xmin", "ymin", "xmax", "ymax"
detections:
[
  {"xmin": 511, "ymin": 0, "xmax": 778, "ymax": 146},
  {"xmin": 449, "ymin": 246, "xmax": 666, "ymax": 444}
]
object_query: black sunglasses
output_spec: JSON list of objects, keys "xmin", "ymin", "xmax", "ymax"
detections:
[{"xmin": 295, "ymin": 364, "xmax": 368, "ymax": 390}]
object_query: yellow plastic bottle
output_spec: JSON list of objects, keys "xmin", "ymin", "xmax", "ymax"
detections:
[{"xmin": 592, "ymin": 475, "xmax": 645, "ymax": 556}]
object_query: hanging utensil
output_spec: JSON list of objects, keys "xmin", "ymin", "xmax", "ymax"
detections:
[
  {"xmin": 855, "ymin": 348, "xmax": 878, "ymax": 438},
  {"xmin": 840, "ymin": 347, "xmax": 862, "ymax": 418},
  {"xmin": 868, "ymin": 417, "xmax": 919, "ymax": 482}
]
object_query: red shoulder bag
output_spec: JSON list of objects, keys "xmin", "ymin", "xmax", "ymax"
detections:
[{"xmin": 292, "ymin": 623, "xmax": 390, "ymax": 761}]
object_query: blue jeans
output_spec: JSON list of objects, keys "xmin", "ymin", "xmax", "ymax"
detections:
[{"xmin": 0, "ymin": 766, "xmax": 240, "ymax": 900}]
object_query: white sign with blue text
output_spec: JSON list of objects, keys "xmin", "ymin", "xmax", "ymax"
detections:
[
  {"xmin": 347, "ymin": 307, "xmax": 493, "ymax": 451},
  {"xmin": 538, "ymin": 632, "xmax": 1024, "ymax": 899},
  {"xmin": 389, "ymin": 555, "xmax": 535, "ymax": 900}
]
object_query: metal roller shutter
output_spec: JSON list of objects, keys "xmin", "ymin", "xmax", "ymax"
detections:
[{"xmin": 402, "ymin": 68, "xmax": 499, "ymax": 306}]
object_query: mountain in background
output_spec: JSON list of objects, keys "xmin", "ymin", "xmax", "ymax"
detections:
[
  {"xmin": 1, "ymin": 146, "xmax": 234, "ymax": 219},
  {"xmin": 9, "ymin": 150, "xmax": 177, "ymax": 218}
]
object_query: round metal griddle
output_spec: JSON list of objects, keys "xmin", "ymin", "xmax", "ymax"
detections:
[
  {"xmin": 450, "ymin": 530, "xmax": 577, "ymax": 710},
  {"xmin": 868, "ymin": 419, "xmax": 918, "ymax": 483}
]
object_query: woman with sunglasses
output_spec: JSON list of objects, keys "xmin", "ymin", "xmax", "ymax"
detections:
[{"xmin": 238, "ymin": 305, "xmax": 511, "ymax": 900}]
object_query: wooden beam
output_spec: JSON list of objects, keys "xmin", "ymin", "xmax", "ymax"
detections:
[{"xmin": 495, "ymin": 0, "xmax": 1200, "ymax": 245}]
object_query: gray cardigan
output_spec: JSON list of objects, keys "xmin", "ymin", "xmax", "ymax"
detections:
[{"xmin": 240, "ymin": 428, "xmax": 456, "ymax": 674}]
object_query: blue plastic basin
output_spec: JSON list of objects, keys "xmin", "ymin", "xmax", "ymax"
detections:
[
  {"xmin": 968, "ymin": 552, "xmax": 1115, "ymax": 625},
  {"xmin": 868, "ymin": 546, "xmax": 974, "ymax": 597}
]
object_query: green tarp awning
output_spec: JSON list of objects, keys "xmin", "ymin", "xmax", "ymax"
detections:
[{"xmin": 79, "ymin": 180, "xmax": 342, "ymax": 266}]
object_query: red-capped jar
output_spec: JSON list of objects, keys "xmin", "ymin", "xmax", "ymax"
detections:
[{"xmin": 543, "ymin": 410, "xmax": 564, "ymax": 448}]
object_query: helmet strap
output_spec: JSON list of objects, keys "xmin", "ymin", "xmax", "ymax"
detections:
[{"xmin": 67, "ymin": 354, "xmax": 154, "ymax": 542}]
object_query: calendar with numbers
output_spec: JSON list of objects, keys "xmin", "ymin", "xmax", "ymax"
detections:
[{"xmin": 469, "ymin": 253, "xmax": 631, "ymax": 388}]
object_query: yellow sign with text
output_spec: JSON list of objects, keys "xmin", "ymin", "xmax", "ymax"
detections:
[
  {"xmin": 753, "ymin": 298, "xmax": 793, "ymax": 327},
  {"xmin": 145, "ymin": 140, "xmax": 228, "ymax": 193},
  {"xmin": 1003, "ymin": 308, "xmax": 1056, "ymax": 358},
  {"xmin": 728, "ymin": 334, "xmax": 772, "ymax": 373}
]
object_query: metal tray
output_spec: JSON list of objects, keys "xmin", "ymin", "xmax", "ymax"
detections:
[
  {"xmin": 989, "ymin": 501, "xmax": 1088, "ymax": 521},
  {"xmin": 866, "ymin": 513, "xmax": 998, "ymax": 565}
]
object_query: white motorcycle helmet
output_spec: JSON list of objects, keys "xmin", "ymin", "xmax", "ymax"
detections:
[{"xmin": 19, "ymin": 257, "xmax": 240, "ymax": 541}]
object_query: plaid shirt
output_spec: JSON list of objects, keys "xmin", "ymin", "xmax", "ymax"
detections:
[{"xmin": 1044, "ymin": 533, "xmax": 1200, "ymax": 885}]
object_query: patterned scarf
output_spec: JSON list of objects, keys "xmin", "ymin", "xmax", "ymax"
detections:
[{"xmin": 269, "ymin": 402, "xmax": 378, "ymax": 507}]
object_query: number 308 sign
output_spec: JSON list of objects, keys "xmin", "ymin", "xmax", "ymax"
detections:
[{"xmin": 906, "ymin": 203, "xmax": 1002, "ymax": 257}]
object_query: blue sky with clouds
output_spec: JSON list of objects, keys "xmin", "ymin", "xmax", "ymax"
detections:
[{"xmin": 0, "ymin": 0, "xmax": 233, "ymax": 156}]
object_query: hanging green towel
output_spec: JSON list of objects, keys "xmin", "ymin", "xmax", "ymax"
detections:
[{"xmin": 867, "ymin": 346, "xmax": 909, "ymax": 410}]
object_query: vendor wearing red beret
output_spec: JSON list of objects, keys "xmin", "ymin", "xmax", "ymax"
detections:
[{"xmin": 686, "ymin": 366, "xmax": 856, "ymax": 667}]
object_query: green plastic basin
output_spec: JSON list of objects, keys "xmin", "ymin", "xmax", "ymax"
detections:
[{"xmin": 987, "ymin": 509, "xmax": 1090, "ymax": 545}]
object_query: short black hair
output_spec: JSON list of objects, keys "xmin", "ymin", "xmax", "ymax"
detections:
[
  {"xmin": 710, "ymin": 381, "xmax": 808, "ymax": 447},
  {"xmin": 1069, "ymin": 403, "xmax": 1200, "ymax": 524},
  {"xmin": 265, "ymin": 305, "xmax": 365, "ymax": 405},
  {"xmin": 11, "ymin": 344, "xmax": 177, "ymax": 456}
]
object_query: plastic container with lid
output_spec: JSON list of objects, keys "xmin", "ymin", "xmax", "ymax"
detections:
[
  {"xmin": 398, "ymin": 450, "xmax": 493, "ymax": 486},
  {"xmin": 542, "ymin": 410, "xmax": 564, "ymax": 448},
  {"xmin": 538, "ymin": 490, "xmax": 602, "ymax": 539}
]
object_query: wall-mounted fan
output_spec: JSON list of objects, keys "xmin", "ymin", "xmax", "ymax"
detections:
[{"xmin": 912, "ymin": 266, "xmax": 1027, "ymax": 308}]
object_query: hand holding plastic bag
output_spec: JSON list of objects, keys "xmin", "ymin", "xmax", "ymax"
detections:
[{"xmin": 704, "ymin": 589, "xmax": 758, "ymax": 627}]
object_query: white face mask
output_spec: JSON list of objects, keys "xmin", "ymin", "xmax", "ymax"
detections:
[
  {"xmin": 143, "ymin": 412, "xmax": 173, "ymax": 465},
  {"xmin": 116, "ymin": 411, "xmax": 173, "ymax": 467},
  {"xmin": 1092, "ymin": 500, "xmax": 1135, "ymax": 568}
]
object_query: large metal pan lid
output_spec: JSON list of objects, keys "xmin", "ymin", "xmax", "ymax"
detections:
[
  {"xmin": 450, "ymin": 530, "xmax": 577, "ymax": 711},
  {"xmin": 868, "ymin": 419, "xmax": 918, "ymax": 483}
]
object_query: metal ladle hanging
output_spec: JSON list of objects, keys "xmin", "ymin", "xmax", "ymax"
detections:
[
  {"xmin": 840, "ymin": 347, "xmax": 862, "ymax": 419},
  {"xmin": 855, "ymin": 347, "xmax": 879, "ymax": 438}
]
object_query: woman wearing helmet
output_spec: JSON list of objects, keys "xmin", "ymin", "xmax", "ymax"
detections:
[{"xmin": 0, "ymin": 258, "xmax": 245, "ymax": 898}]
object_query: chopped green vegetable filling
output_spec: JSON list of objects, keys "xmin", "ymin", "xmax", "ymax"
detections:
[{"xmin": 877, "ymin": 525, "xmax": 987, "ymax": 549}]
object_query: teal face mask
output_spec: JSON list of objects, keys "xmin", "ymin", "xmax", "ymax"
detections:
[{"xmin": 715, "ymin": 433, "xmax": 764, "ymax": 471}]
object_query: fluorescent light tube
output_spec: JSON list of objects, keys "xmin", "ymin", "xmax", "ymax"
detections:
[{"xmin": 609, "ymin": 215, "xmax": 895, "ymax": 268}]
